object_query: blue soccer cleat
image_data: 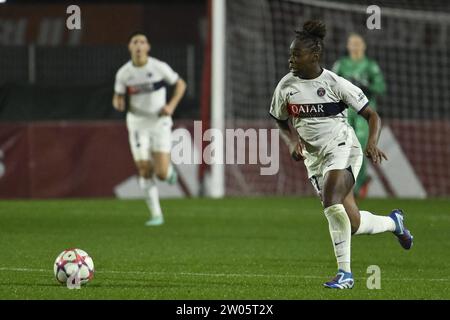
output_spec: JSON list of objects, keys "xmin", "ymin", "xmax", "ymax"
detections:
[
  {"xmin": 323, "ymin": 269, "xmax": 354, "ymax": 289},
  {"xmin": 389, "ymin": 209, "xmax": 413, "ymax": 250},
  {"xmin": 145, "ymin": 216, "xmax": 164, "ymax": 226}
]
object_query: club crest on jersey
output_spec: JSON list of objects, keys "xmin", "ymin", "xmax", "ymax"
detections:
[{"xmin": 317, "ymin": 87, "xmax": 326, "ymax": 97}]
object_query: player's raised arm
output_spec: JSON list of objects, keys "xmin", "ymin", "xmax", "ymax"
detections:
[{"xmin": 358, "ymin": 106, "xmax": 388, "ymax": 164}]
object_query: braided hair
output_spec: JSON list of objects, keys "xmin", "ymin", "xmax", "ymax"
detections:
[{"xmin": 294, "ymin": 20, "xmax": 327, "ymax": 56}]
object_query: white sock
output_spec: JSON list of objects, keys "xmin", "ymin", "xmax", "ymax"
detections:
[
  {"xmin": 355, "ymin": 210, "xmax": 396, "ymax": 235},
  {"xmin": 139, "ymin": 177, "xmax": 162, "ymax": 219},
  {"xmin": 324, "ymin": 204, "xmax": 352, "ymax": 273},
  {"xmin": 138, "ymin": 176, "xmax": 150, "ymax": 189}
]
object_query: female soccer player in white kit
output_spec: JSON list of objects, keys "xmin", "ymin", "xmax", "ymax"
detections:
[
  {"xmin": 113, "ymin": 32, "xmax": 186, "ymax": 226},
  {"xmin": 270, "ymin": 21, "xmax": 413, "ymax": 289}
]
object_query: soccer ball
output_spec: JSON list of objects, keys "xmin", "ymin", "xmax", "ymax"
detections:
[{"xmin": 54, "ymin": 248, "xmax": 94, "ymax": 286}]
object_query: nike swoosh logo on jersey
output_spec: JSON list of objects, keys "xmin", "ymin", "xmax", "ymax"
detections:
[{"xmin": 289, "ymin": 91, "xmax": 300, "ymax": 96}]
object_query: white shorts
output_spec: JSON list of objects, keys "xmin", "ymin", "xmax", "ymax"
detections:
[
  {"xmin": 126, "ymin": 116, "xmax": 173, "ymax": 161},
  {"xmin": 304, "ymin": 128, "xmax": 363, "ymax": 198}
]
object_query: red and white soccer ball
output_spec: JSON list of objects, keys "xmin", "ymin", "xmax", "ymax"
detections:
[{"xmin": 54, "ymin": 248, "xmax": 94, "ymax": 286}]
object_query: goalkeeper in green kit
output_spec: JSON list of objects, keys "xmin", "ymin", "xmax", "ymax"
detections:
[{"xmin": 332, "ymin": 33, "xmax": 386, "ymax": 198}]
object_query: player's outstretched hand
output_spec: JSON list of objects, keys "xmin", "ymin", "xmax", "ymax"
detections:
[
  {"xmin": 366, "ymin": 141, "xmax": 388, "ymax": 164},
  {"xmin": 159, "ymin": 105, "xmax": 174, "ymax": 117},
  {"xmin": 290, "ymin": 141, "xmax": 305, "ymax": 161}
]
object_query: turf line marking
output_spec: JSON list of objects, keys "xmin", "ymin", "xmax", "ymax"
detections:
[
  {"xmin": 1, "ymin": 267, "xmax": 448, "ymax": 282},
  {"xmin": 0, "ymin": 267, "xmax": 48, "ymax": 273}
]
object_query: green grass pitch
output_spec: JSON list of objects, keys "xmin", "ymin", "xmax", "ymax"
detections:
[{"xmin": 0, "ymin": 197, "xmax": 449, "ymax": 299}]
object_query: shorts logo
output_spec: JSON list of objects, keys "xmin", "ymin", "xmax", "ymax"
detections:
[{"xmin": 317, "ymin": 87, "xmax": 326, "ymax": 97}]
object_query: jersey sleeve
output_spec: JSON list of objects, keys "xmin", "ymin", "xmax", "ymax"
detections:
[
  {"xmin": 335, "ymin": 75, "xmax": 369, "ymax": 113},
  {"xmin": 114, "ymin": 68, "xmax": 127, "ymax": 95},
  {"xmin": 269, "ymin": 82, "xmax": 289, "ymax": 121},
  {"xmin": 158, "ymin": 62, "xmax": 180, "ymax": 86}
]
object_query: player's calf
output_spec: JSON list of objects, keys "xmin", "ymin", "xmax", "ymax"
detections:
[
  {"xmin": 154, "ymin": 164, "xmax": 177, "ymax": 185},
  {"xmin": 152, "ymin": 152, "xmax": 177, "ymax": 184}
]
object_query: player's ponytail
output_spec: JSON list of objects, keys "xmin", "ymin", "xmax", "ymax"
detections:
[{"xmin": 295, "ymin": 20, "xmax": 326, "ymax": 56}]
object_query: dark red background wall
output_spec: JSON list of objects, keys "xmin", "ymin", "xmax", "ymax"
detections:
[{"xmin": 0, "ymin": 122, "xmax": 135, "ymax": 198}]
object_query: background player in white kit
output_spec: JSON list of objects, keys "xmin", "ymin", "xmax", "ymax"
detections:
[
  {"xmin": 270, "ymin": 21, "xmax": 413, "ymax": 289},
  {"xmin": 113, "ymin": 31, "xmax": 186, "ymax": 226}
]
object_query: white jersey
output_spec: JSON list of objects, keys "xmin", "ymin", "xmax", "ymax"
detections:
[
  {"xmin": 270, "ymin": 68, "xmax": 369, "ymax": 155},
  {"xmin": 114, "ymin": 57, "xmax": 179, "ymax": 123}
]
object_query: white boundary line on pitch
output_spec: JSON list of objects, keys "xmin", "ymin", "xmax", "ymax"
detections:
[{"xmin": 0, "ymin": 267, "xmax": 448, "ymax": 282}]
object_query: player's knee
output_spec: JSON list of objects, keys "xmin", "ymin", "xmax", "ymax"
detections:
[
  {"xmin": 322, "ymin": 199, "xmax": 338, "ymax": 208},
  {"xmin": 138, "ymin": 168, "xmax": 146, "ymax": 177},
  {"xmin": 322, "ymin": 185, "xmax": 347, "ymax": 208},
  {"xmin": 322, "ymin": 194, "xmax": 344, "ymax": 208},
  {"xmin": 137, "ymin": 162, "xmax": 152, "ymax": 178}
]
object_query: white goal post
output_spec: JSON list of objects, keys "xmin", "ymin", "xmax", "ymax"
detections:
[{"xmin": 210, "ymin": 0, "xmax": 226, "ymax": 198}]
